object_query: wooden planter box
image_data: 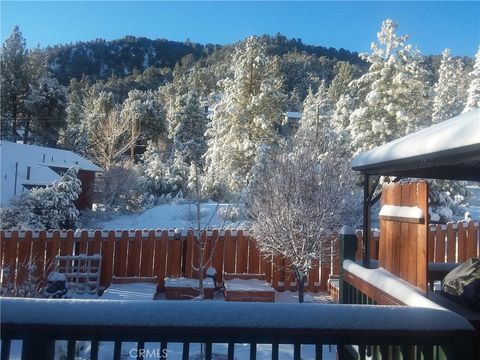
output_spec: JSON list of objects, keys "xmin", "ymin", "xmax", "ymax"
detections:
[
  {"xmin": 223, "ymin": 274, "xmax": 275, "ymax": 302},
  {"xmin": 164, "ymin": 278, "xmax": 215, "ymax": 300}
]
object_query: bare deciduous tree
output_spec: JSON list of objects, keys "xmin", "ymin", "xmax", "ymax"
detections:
[
  {"xmin": 89, "ymin": 108, "xmax": 139, "ymax": 169},
  {"xmin": 247, "ymin": 141, "xmax": 353, "ymax": 302},
  {"xmin": 186, "ymin": 162, "xmax": 228, "ymax": 300}
]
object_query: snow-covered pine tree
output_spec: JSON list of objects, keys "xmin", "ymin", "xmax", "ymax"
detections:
[
  {"xmin": 140, "ymin": 141, "xmax": 183, "ymax": 199},
  {"xmin": 431, "ymin": 49, "xmax": 468, "ymax": 123},
  {"xmin": 429, "ymin": 49, "xmax": 471, "ymax": 221},
  {"xmin": 463, "ymin": 47, "xmax": 480, "ymax": 113},
  {"xmin": 168, "ymin": 91, "xmax": 208, "ymax": 166},
  {"xmin": 295, "ymin": 81, "xmax": 333, "ymax": 151},
  {"xmin": 59, "ymin": 77, "xmax": 91, "ymax": 153},
  {"xmin": 24, "ymin": 72, "xmax": 67, "ymax": 146},
  {"xmin": 0, "ymin": 167, "xmax": 81, "ymax": 230},
  {"xmin": 121, "ymin": 89, "xmax": 166, "ymax": 159},
  {"xmin": 331, "ymin": 93, "xmax": 356, "ymax": 154},
  {"xmin": 0, "ymin": 26, "xmax": 29, "ymax": 141},
  {"xmin": 204, "ymin": 36, "xmax": 286, "ymax": 197},
  {"xmin": 327, "ymin": 61, "xmax": 356, "ymax": 106},
  {"xmin": 348, "ymin": 19, "xmax": 430, "ymax": 153}
]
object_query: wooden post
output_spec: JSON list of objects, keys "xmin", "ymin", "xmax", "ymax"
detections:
[{"xmin": 339, "ymin": 225, "xmax": 356, "ymax": 304}]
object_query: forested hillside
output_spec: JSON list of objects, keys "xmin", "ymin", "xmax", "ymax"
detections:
[{"xmin": 1, "ymin": 21, "xmax": 479, "ymax": 230}]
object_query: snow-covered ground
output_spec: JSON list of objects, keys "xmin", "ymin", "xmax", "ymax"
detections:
[
  {"xmin": 87, "ymin": 184, "xmax": 479, "ymax": 232},
  {"xmin": 91, "ymin": 201, "xmax": 249, "ymax": 230}
]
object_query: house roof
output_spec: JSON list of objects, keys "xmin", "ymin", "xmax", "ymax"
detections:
[
  {"xmin": 0, "ymin": 141, "xmax": 102, "ymax": 205},
  {"xmin": 351, "ymin": 109, "xmax": 480, "ymax": 181}
]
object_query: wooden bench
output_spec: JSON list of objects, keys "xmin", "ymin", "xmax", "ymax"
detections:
[{"xmin": 224, "ymin": 273, "xmax": 275, "ymax": 302}]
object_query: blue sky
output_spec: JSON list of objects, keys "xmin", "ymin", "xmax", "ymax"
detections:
[{"xmin": 1, "ymin": 1, "xmax": 479, "ymax": 56}]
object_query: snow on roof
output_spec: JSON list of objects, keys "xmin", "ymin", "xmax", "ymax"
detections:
[
  {"xmin": 351, "ymin": 109, "xmax": 480, "ymax": 177},
  {"xmin": 285, "ymin": 111, "xmax": 302, "ymax": 119},
  {"xmin": 0, "ymin": 141, "xmax": 102, "ymax": 205}
]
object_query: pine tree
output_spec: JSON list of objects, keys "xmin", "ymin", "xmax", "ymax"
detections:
[
  {"xmin": 296, "ymin": 82, "xmax": 333, "ymax": 153},
  {"xmin": 168, "ymin": 91, "xmax": 208, "ymax": 166},
  {"xmin": 331, "ymin": 93, "xmax": 356, "ymax": 154},
  {"xmin": 59, "ymin": 76, "xmax": 91, "ymax": 152},
  {"xmin": 204, "ymin": 36, "xmax": 286, "ymax": 195},
  {"xmin": 463, "ymin": 47, "xmax": 480, "ymax": 113},
  {"xmin": 327, "ymin": 61, "xmax": 356, "ymax": 105},
  {"xmin": 431, "ymin": 49, "xmax": 467, "ymax": 123},
  {"xmin": 348, "ymin": 19, "xmax": 430, "ymax": 153},
  {"xmin": 1, "ymin": 26, "xmax": 29, "ymax": 141},
  {"xmin": 140, "ymin": 141, "xmax": 183, "ymax": 199},
  {"xmin": 0, "ymin": 167, "xmax": 82, "ymax": 230},
  {"xmin": 121, "ymin": 89, "xmax": 166, "ymax": 159},
  {"xmin": 24, "ymin": 73, "xmax": 67, "ymax": 146}
]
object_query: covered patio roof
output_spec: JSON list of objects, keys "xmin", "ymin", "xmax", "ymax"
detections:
[{"xmin": 351, "ymin": 109, "xmax": 480, "ymax": 181}]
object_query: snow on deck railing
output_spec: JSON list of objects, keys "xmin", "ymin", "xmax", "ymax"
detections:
[
  {"xmin": 343, "ymin": 260, "xmax": 442, "ymax": 309},
  {"xmin": 0, "ymin": 297, "xmax": 473, "ymax": 332}
]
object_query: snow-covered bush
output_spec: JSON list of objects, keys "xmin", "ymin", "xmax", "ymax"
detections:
[
  {"xmin": 217, "ymin": 204, "xmax": 245, "ymax": 223},
  {"xmin": 1, "ymin": 259, "xmax": 43, "ymax": 297},
  {"xmin": 102, "ymin": 162, "xmax": 145, "ymax": 213},
  {"xmin": 0, "ymin": 167, "xmax": 81, "ymax": 230},
  {"xmin": 140, "ymin": 141, "xmax": 184, "ymax": 200}
]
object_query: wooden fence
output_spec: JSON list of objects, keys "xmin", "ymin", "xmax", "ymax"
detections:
[
  {"xmin": 0, "ymin": 229, "xmax": 333, "ymax": 293},
  {"xmin": 356, "ymin": 219, "xmax": 480, "ymax": 263}
]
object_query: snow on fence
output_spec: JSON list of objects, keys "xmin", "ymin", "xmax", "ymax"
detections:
[
  {"xmin": 355, "ymin": 219, "xmax": 480, "ymax": 264},
  {"xmin": 0, "ymin": 229, "xmax": 334, "ymax": 292}
]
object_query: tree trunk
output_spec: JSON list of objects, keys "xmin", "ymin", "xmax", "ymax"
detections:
[
  {"xmin": 294, "ymin": 267, "xmax": 306, "ymax": 303},
  {"xmin": 298, "ymin": 275, "xmax": 305, "ymax": 303},
  {"xmin": 23, "ymin": 117, "xmax": 30, "ymax": 144},
  {"xmin": 11, "ymin": 95, "xmax": 17, "ymax": 141}
]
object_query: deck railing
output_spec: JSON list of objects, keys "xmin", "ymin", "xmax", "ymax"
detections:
[
  {"xmin": 1, "ymin": 297, "xmax": 475, "ymax": 360},
  {"xmin": 338, "ymin": 226, "xmax": 477, "ymax": 360}
]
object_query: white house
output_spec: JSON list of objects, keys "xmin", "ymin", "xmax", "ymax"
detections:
[{"xmin": 0, "ymin": 141, "xmax": 102, "ymax": 209}]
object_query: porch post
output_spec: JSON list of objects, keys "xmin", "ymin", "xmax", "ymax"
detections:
[{"xmin": 362, "ymin": 174, "xmax": 371, "ymax": 268}]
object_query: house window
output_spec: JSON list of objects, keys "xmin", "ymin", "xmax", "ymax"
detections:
[{"xmin": 26, "ymin": 166, "xmax": 31, "ymax": 180}]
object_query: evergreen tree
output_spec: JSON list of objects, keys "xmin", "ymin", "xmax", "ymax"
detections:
[
  {"xmin": 348, "ymin": 19, "xmax": 430, "ymax": 153},
  {"xmin": 59, "ymin": 76, "xmax": 91, "ymax": 152},
  {"xmin": 121, "ymin": 89, "xmax": 166, "ymax": 159},
  {"xmin": 204, "ymin": 36, "xmax": 286, "ymax": 195},
  {"xmin": 24, "ymin": 73, "xmax": 67, "ymax": 146},
  {"xmin": 331, "ymin": 93, "xmax": 356, "ymax": 153},
  {"xmin": 140, "ymin": 141, "xmax": 183, "ymax": 198},
  {"xmin": 296, "ymin": 82, "xmax": 333, "ymax": 151},
  {"xmin": 1, "ymin": 26, "xmax": 29, "ymax": 141},
  {"xmin": 327, "ymin": 61, "xmax": 356, "ymax": 105},
  {"xmin": 463, "ymin": 47, "xmax": 480, "ymax": 113},
  {"xmin": 0, "ymin": 167, "xmax": 81, "ymax": 230},
  {"xmin": 168, "ymin": 91, "xmax": 208, "ymax": 165},
  {"xmin": 431, "ymin": 49, "xmax": 467, "ymax": 123}
]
